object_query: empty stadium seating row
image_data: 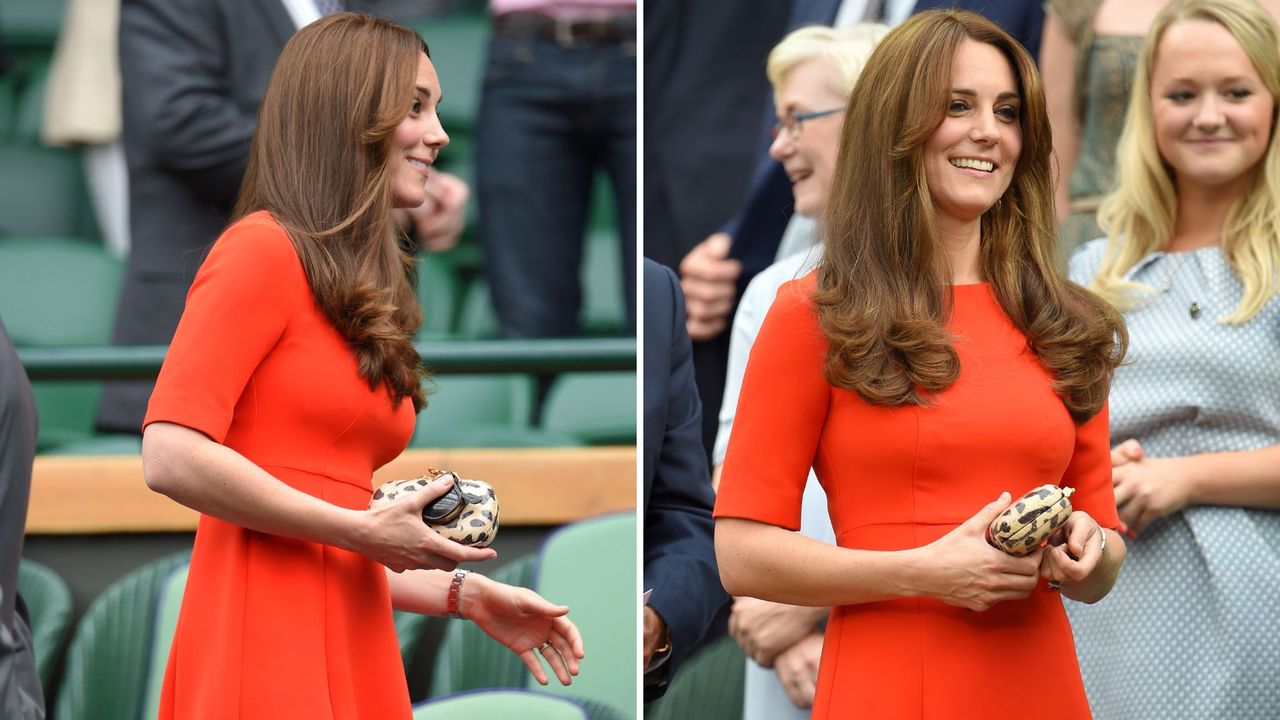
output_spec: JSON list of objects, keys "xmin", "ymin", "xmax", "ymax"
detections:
[{"xmin": 21, "ymin": 512, "xmax": 635, "ymax": 720}]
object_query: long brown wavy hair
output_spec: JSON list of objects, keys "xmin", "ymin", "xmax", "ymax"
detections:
[
  {"xmin": 816, "ymin": 9, "xmax": 1126, "ymax": 423},
  {"xmin": 233, "ymin": 13, "xmax": 428, "ymax": 411}
]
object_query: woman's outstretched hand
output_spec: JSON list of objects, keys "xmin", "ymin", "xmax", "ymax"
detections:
[
  {"xmin": 460, "ymin": 574, "xmax": 585, "ymax": 686},
  {"xmin": 917, "ymin": 492, "xmax": 1043, "ymax": 611},
  {"xmin": 361, "ymin": 473, "xmax": 496, "ymax": 572}
]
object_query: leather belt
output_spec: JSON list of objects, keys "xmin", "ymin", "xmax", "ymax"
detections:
[{"xmin": 492, "ymin": 11, "xmax": 636, "ymax": 48}]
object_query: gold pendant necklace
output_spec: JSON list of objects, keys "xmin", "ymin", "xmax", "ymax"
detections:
[{"xmin": 1157, "ymin": 252, "xmax": 1202, "ymax": 319}]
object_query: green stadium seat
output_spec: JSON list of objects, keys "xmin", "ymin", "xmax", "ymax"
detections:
[
  {"xmin": 431, "ymin": 553, "xmax": 535, "ymax": 696},
  {"xmin": 17, "ymin": 558, "xmax": 73, "ymax": 690},
  {"xmin": 642, "ymin": 634, "xmax": 746, "ymax": 720},
  {"xmin": 0, "ymin": 236, "xmax": 127, "ymax": 450},
  {"xmin": 589, "ymin": 173, "xmax": 618, "ymax": 233},
  {"xmin": 0, "ymin": 145, "xmax": 98, "ymax": 238},
  {"xmin": 0, "ymin": 237, "xmax": 119, "ymax": 345},
  {"xmin": 140, "ymin": 563, "xmax": 188, "ymax": 720},
  {"xmin": 428, "ymin": 554, "xmax": 632, "ymax": 719},
  {"xmin": 531, "ymin": 512, "xmax": 636, "ymax": 718},
  {"xmin": 412, "ymin": 690, "xmax": 592, "ymax": 720},
  {"xmin": 42, "ymin": 434, "xmax": 143, "ymax": 456},
  {"xmin": 0, "ymin": 0, "xmax": 66, "ymax": 51},
  {"xmin": 540, "ymin": 373, "xmax": 635, "ymax": 446},
  {"xmin": 416, "ymin": 253, "xmax": 461, "ymax": 337},
  {"xmin": 412, "ymin": 14, "xmax": 489, "ymax": 135},
  {"xmin": 395, "ymin": 610, "xmax": 429, "ymax": 669},
  {"xmin": 456, "ymin": 279, "xmax": 501, "ymax": 339},
  {"xmin": 54, "ymin": 550, "xmax": 191, "ymax": 720},
  {"xmin": 0, "ymin": 71, "xmax": 18, "ymax": 141},
  {"xmin": 11, "ymin": 55, "xmax": 48, "ymax": 144},
  {"xmin": 580, "ymin": 229, "xmax": 626, "ymax": 336},
  {"xmin": 419, "ymin": 374, "xmax": 535, "ymax": 428},
  {"xmin": 410, "ymin": 374, "xmax": 598, "ymax": 449}
]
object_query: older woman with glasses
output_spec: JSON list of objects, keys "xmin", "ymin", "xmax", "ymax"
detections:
[{"xmin": 708, "ymin": 23, "xmax": 887, "ymax": 718}]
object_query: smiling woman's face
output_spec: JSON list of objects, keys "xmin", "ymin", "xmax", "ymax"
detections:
[
  {"xmin": 1151, "ymin": 19, "xmax": 1275, "ymax": 196},
  {"xmin": 389, "ymin": 52, "xmax": 449, "ymax": 209},
  {"xmin": 768, "ymin": 58, "xmax": 849, "ymax": 218},
  {"xmin": 922, "ymin": 39, "xmax": 1022, "ymax": 226}
]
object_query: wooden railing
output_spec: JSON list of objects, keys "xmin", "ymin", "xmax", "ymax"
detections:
[
  {"xmin": 21, "ymin": 338, "xmax": 637, "ymax": 534},
  {"xmin": 27, "ymin": 447, "xmax": 636, "ymax": 534}
]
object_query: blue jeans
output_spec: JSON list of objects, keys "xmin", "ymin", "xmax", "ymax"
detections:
[{"xmin": 476, "ymin": 28, "xmax": 636, "ymax": 338}]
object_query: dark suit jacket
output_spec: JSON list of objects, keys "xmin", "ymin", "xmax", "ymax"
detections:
[
  {"xmin": 642, "ymin": 0, "xmax": 792, "ymax": 269},
  {"xmin": 99, "ymin": 0, "xmax": 299, "ymax": 431},
  {"xmin": 642, "ymin": 259, "xmax": 728, "ymax": 700}
]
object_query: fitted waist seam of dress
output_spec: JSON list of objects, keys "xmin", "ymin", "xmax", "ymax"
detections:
[{"xmin": 259, "ymin": 464, "xmax": 372, "ymax": 493}]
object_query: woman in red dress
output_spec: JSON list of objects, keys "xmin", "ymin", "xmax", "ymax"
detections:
[
  {"xmin": 714, "ymin": 10, "xmax": 1128, "ymax": 719},
  {"xmin": 140, "ymin": 14, "xmax": 583, "ymax": 719}
]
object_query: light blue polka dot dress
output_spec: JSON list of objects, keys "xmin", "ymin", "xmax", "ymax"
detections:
[{"xmin": 1066, "ymin": 239, "xmax": 1280, "ymax": 720}]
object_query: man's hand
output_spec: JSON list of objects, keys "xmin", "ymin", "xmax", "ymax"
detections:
[
  {"xmin": 643, "ymin": 605, "xmax": 669, "ymax": 668},
  {"xmin": 395, "ymin": 170, "xmax": 469, "ymax": 252},
  {"xmin": 679, "ymin": 233, "xmax": 741, "ymax": 341}
]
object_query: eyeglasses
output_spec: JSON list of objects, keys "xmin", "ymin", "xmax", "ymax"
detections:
[{"xmin": 771, "ymin": 107, "xmax": 844, "ymax": 140}]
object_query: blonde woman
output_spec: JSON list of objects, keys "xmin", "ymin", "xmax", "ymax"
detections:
[{"xmin": 1066, "ymin": 0, "xmax": 1280, "ymax": 716}]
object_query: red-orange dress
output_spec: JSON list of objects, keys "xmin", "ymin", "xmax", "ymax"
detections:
[
  {"xmin": 715, "ymin": 274, "xmax": 1120, "ymax": 720},
  {"xmin": 144, "ymin": 212, "xmax": 417, "ymax": 719}
]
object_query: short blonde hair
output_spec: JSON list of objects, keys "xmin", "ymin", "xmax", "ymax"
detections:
[
  {"xmin": 766, "ymin": 23, "xmax": 890, "ymax": 99},
  {"xmin": 1093, "ymin": 0, "xmax": 1280, "ymax": 323}
]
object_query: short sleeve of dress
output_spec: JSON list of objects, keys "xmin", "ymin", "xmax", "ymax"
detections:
[
  {"xmin": 143, "ymin": 213, "xmax": 304, "ymax": 443},
  {"xmin": 1061, "ymin": 401, "xmax": 1122, "ymax": 531},
  {"xmin": 714, "ymin": 275, "xmax": 830, "ymax": 530}
]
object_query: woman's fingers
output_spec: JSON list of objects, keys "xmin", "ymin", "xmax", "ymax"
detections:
[
  {"xmin": 1110, "ymin": 438, "xmax": 1144, "ymax": 467},
  {"xmin": 521, "ymin": 633, "xmax": 578, "ymax": 686},
  {"xmin": 540, "ymin": 639, "xmax": 575, "ymax": 685},
  {"xmin": 519, "ymin": 649, "xmax": 550, "ymax": 686},
  {"xmin": 547, "ymin": 630, "xmax": 581, "ymax": 677},
  {"xmin": 554, "ymin": 615, "xmax": 586, "ymax": 660}
]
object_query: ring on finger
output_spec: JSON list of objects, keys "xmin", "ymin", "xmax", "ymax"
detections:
[
  {"xmin": 1048, "ymin": 580, "xmax": 1063, "ymax": 590},
  {"xmin": 539, "ymin": 641, "xmax": 554, "ymax": 652}
]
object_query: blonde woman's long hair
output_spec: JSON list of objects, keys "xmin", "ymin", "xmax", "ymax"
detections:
[{"xmin": 1092, "ymin": 0, "xmax": 1280, "ymax": 323}]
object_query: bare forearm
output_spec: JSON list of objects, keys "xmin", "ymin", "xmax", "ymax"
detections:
[
  {"xmin": 1182, "ymin": 446, "xmax": 1280, "ymax": 509},
  {"xmin": 142, "ymin": 423, "xmax": 367, "ymax": 551},
  {"xmin": 386, "ymin": 567, "xmax": 500, "ymax": 618},
  {"xmin": 715, "ymin": 519, "xmax": 919, "ymax": 607},
  {"xmin": 387, "ymin": 567, "xmax": 450, "ymax": 615}
]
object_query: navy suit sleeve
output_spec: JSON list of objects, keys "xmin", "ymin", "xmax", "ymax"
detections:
[
  {"xmin": 120, "ymin": 0, "xmax": 257, "ymax": 211},
  {"xmin": 642, "ymin": 262, "xmax": 729, "ymax": 698},
  {"xmin": 719, "ymin": 0, "xmax": 838, "ymax": 273}
]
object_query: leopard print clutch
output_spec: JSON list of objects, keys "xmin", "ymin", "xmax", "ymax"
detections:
[{"xmin": 369, "ymin": 469, "xmax": 500, "ymax": 547}]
